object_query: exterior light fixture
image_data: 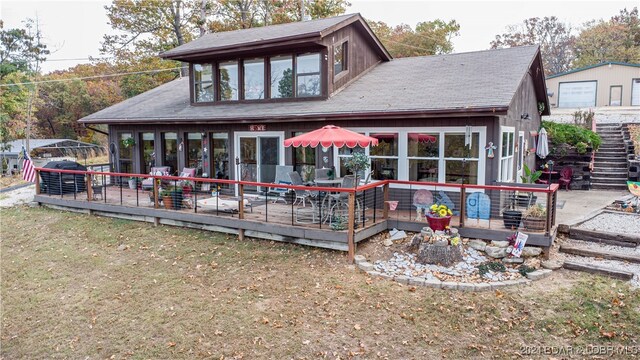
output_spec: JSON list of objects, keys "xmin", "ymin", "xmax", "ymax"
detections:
[{"xmin": 521, "ymin": 113, "xmax": 531, "ymax": 120}]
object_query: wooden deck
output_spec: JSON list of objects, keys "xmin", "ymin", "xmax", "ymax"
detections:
[{"xmin": 35, "ymin": 184, "xmax": 556, "ymax": 250}]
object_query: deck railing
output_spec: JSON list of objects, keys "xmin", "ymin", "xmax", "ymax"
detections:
[{"xmin": 33, "ymin": 167, "xmax": 559, "ymax": 262}]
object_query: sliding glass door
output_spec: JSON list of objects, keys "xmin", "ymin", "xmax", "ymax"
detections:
[{"xmin": 236, "ymin": 132, "xmax": 284, "ymax": 193}]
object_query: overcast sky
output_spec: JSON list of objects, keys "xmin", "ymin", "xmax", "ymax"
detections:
[{"xmin": 2, "ymin": 0, "xmax": 637, "ymax": 73}]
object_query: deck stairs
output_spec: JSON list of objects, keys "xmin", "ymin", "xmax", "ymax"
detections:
[{"xmin": 592, "ymin": 124, "xmax": 628, "ymax": 190}]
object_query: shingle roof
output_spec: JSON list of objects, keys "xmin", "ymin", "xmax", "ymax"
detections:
[
  {"xmin": 161, "ymin": 14, "xmax": 358, "ymax": 59},
  {"xmin": 80, "ymin": 45, "xmax": 541, "ymax": 124}
]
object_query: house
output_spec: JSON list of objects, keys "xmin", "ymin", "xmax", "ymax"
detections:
[
  {"xmin": 545, "ymin": 62, "xmax": 640, "ymax": 108},
  {"xmin": 78, "ymin": 13, "xmax": 550, "ymax": 191}
]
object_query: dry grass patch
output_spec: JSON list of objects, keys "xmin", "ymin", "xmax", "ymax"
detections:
[
  {"xmin": 0, "ymin": 175, "xmax": 27, "ymax": 189},
  {"xmin": 1, "ymin": 207, "xmax": 638, "ymax": 359}
]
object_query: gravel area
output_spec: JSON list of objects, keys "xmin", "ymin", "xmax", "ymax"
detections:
[
  {"xmin": 0, "ymin": 185, "xmax": 35, "ymax": 207},
  {"xmin": 563, "ymin": 254, "xmax": 640, "ymax": 289},
  {"xmin": 576, "ymin": 212, "xmax": 640, "ymax": 236},
  {"xmin": 564, "ymin": 238, "xmax": 640, "ymax": 256}
]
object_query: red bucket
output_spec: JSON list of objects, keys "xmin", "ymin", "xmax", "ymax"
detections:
[{"xmin": 426, "ymin": 215, "xmax": 452, "ymax": 231}]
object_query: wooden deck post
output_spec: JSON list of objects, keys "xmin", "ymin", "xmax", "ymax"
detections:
[
  {"xmin": 86, "ymin": 173, "xmax": 93, "ymax": 201},
  {"xmin": 238, "ymin": 183, "xmax": 245, "ymax": 241},
  {"xmin": 545, "ymin": 190, "xmax": 552, "ymax": 237},
  {"xmin": 34, "ymin": 169, "xmax": 40, "ymax": 195},
  {"xmin": 382, "ymin": 182, "xmax": 390, "ymax": 219},
  {"xmin": 459, "ymin": 186, "xmax": 466, "ymax": 228},
  {"xmin": 153, "ymin": 178, "xmax": 159, "ymax": 209},
  {"xmin": 347, "ymin": 191, "xmax": 356, "ymax": 263}
]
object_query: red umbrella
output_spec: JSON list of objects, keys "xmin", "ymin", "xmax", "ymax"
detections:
[{"xmin": 284, "ymin": 125, "xmax": 379, "ymax": 148}]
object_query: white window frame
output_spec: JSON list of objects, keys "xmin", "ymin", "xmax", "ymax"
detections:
[
  {"xmin": 333, "ymin": 127, "xmax": 487, "ymax": 190},
  {"xmin": 499, "ymin": 126, "xmax": 515, "ymax": 182}
]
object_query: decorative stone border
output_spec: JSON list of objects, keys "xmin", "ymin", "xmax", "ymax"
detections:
[{"xmin": 354, "ymin": 255, "xmax": 553, "ymax": 291}]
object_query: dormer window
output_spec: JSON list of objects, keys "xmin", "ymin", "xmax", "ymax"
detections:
[
  {"xmin": 270, "ymin": 55, "xmax": 293, "ymax": 99},
  {"xmin": 296, "ymin": 53, "xmax": 321, "ymax": 97},
  {"xmin": 334, "ymin": 41, "xmax": 347, "ymax": 76},
  {"xmin": 244, "ymin": 58, "xmax": 265, "ymax": 100},
  {"xmin": 194, "ymin": 64, "xmax": 214, "ymax": 102},
  {"xmin": 191, "ymin": 51, "xmax": 323, "ymax": 103},
  {"xmin": 219, "ymin": 61, "xmax": 239, "ymax": 101}
]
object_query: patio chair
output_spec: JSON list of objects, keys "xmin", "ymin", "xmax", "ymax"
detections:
[
  {"xmin": 288, "ymin": 171, "xmax": 318, "ymax": 207},
  {"xmin": 141, "ymin": 166, "xmax": 170, "ymax": 190},
  {"xmin": 327, "ymin": 175, "xmax": 361, "ymax": 224},
  {"xmin": 558, "ymin": 166, "xmax": 573, "ymax": 191},
  {"xmin": 268, "ymin": 165, "xmax": 293, "ymax": 203}
]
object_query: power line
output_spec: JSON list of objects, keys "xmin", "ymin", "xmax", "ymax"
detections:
[
  {"xmin": 0, "ymin": 67, "xmax": 185, "ymax": 87},
  {"xmin": 44, "ymin": 57, "xmax": 114, "ymax": 62}
]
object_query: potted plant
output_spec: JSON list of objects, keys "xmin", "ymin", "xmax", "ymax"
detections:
[
  {"xmin": 121, "ymin": 137, "xmax": 136, "ymax": 148},
  {"xmin": 182, "ymin": 180, "xmax": 193, "ymax": 197},
  {"xmin": 502, "ymin": 194, "xmax": 522, "ymax": 229},
  {"xmin": 523, "ymin": 204, "xmax": 546, "ymax": 231},
  {"xmin": 170, "ymin": 185, "xmax": 183, "ymax": 210},
  {"xmin": 425, "ymin": 203, "xmax": 453, "ymax": 231},
  {"xmin": 160, "ymin": 188, "xmax": 173, "ymax": 209},
  {"xmin": 518, "ymin": 164, "xmax": 542, "ymax": 206},
  {"xmin": 343, "ymin": 152, "xmax": 370, "ymax": 184},
  {"xmin": 128, "ymin": 177, "xmax": 137, "ymax": 189}
]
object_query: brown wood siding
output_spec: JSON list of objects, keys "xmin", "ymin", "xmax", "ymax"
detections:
[
  {"xmin": 504, "ymin": 72, "xmax": 543, "ymax": 180},
  {"xmin": 321, "ymin": 24, "xmax": 384, "ymax": 95}
]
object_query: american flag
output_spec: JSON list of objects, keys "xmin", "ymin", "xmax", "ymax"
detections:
[{"xmin": 21, "ymin": 146, "xmax": 36, "ymax": 183}]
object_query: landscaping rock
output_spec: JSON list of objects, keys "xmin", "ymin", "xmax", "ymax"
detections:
[
  {"xmin": 383, "ymin": 238, "xmax": 393, "ymax": 247},
  {"xmin": 503, "ymin": 257, "xmax": 524, "ymax": 264},
  {"xmin": 491, "ymin": 240, "xmax": 510, "ymax": 248},
  {"xmin": 522, "ymin": 247, "xmax": 542, "ymax": 257},
  {"xmin": 485, "ymin": 246, "xmax": 509, "ymax": 259},
  {"xmin": 541, "ymin": 259, "xmax": 564, "ymax": 270},
  {"xmin": 468, "ymin": 239, "xmax": 487, "ymax": 251},
  {"xmin": 526, "ymin": 269, "xmax": 552, "ymax": 281},
  {"xmin": 354, "ymin": 255, "xmax": 366, "ymax": 264},
  {"xmin": 358, "ymin": 262, "xmax": 374, "ymax": 272}
]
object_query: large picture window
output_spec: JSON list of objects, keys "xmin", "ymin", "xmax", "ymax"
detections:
[
  {"xmin": 499, "ymin": 127, "xmax": 515, "ymax": 182},
  {"xmin": 296, "ymin": 53, "xmax": 321, "ymax": 97},
  {"xmin": 193, "ymin": 63, "xmax": 214, "ymax": 102},
  {"xmin": 161, "ymin": 132, "xmax": 178, "ymax": 174},
  {"xmin": 292, "ymin": 132, "xmax": 316, "ymax": 182},
  {"xmin": 408, "ymin": 133, "xmax": 439, "ymax": 182},
  {"xmin": 370, "ymin": 133, "xmax": 398, "ymax": 180},
  {"xmin": 444, "ymin": 133, "xmax": 480, "ymax": 184},
  {"xmin": 140, "ymin": 132, "xmax": 155, "ymax": 174}
]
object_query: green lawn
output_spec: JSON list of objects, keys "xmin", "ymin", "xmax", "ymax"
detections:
[{"xmin": 1, "ymin": 207, "xmax": 638, "ymax": 359}]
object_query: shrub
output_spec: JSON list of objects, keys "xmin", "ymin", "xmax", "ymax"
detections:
[{"xmin": 542, "ymin": 121, "xmax": 601, "ymax": 152}]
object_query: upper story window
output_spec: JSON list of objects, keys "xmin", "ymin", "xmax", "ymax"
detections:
[
  {"xmin": 194, "ymin": 64, "xmax": 214, "ymax": 102},
  {"xmin": 334, "ymin": 41, "xmax": 347, "ymax": 76},
  {"xmin": 270, "ymin": 55, "xmax": 293, "ymax": 99},
  {"xmin": 244, "ymin": 58, "xmax": 265, "ymax": 100},
  {"xmin": 192, "ymin": 51, "xmax": 322, "ymax": 103},
  {"xmin": 296, "ymin": 53, "xmax": 321, "ymax": 97},
  {"xmin": 219, "ymin": 61, "xmax": 239, "ymax": 101}
]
